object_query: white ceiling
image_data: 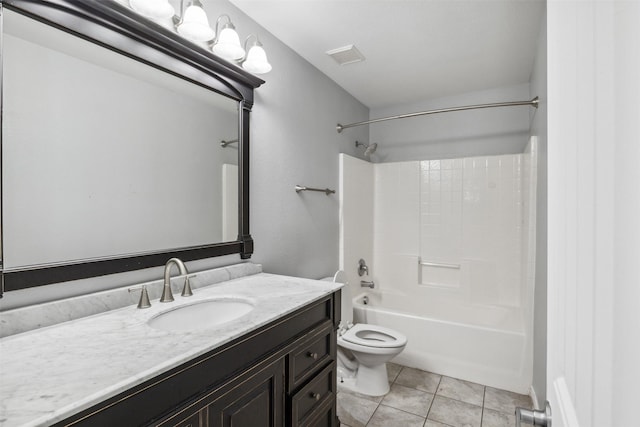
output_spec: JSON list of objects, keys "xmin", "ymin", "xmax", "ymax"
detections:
[{"xmin": 228, "ymin": 0, "xmax": 545, "ymax": 109}]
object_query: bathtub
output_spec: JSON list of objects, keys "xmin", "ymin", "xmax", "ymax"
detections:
[{"xmin": 352, "ymin": 291, "xmax": 531, "ymax": 394}]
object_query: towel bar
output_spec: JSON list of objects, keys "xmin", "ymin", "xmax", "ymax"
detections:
[{"xmin": 295, "ymin": 185, "xmax": 335, "ymax": 195}]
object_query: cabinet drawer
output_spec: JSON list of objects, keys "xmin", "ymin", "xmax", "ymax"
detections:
[
  {"xmin": 290, "ymin": 363, "xmax": 335, "ymax": 426},
  {"xmin": 289, "ymin": 323, "xmax": 334, "ymax": 390}
]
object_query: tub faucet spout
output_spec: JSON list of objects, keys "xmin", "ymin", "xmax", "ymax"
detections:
[{"xmin": 360, "ymin": 280, "xmax": 375, "ymax": 289}]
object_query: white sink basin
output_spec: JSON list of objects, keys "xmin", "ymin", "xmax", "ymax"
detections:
[{"xmin": 148, "ymin": 298, "xmax": 254, "ymax": 333}]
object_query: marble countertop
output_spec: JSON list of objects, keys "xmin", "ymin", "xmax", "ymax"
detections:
[{"xmin": 0, "ymin": 272, "xmax": 342, "ymax": 427}]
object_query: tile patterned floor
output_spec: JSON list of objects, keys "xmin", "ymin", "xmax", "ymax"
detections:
[{"xmin": 337, "ymin": 363, "xmax": 533, "ymax": 427}]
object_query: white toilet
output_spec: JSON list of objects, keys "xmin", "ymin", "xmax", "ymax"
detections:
[{"xmin": 328, "ymin": 271, "xmax": 407, "ymax": 396}]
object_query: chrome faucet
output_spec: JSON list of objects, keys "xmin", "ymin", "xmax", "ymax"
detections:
[
  {"xmin": 160, "ymin": 258, "xmax": 193, "ymax": 302},
  {"xmin": 360, "ymin": 280, "xmax": 375, "ymax": 289}
]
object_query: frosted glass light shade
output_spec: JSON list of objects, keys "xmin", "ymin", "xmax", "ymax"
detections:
[
  {"xmin": 176, "ymin": 5, "xmax": 215, "ymax": 42},
  {"xmin": 212, "ymin": 27, "xmax": 245, "ymax": 61},
  {"xmin": 129, "ymin": 0, "xmax": 175, "ymax": 20},
  {"xmin": 242, "ymin": 45, "xmax": 272, "ymax": 74}
]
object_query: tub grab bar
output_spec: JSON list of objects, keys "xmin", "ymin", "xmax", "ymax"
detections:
[{"xmin": 419, "ymin": 260, "xmax": 460, "ymax": 269}]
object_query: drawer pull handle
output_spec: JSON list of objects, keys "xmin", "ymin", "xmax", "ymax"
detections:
[
  {"xmin": 310, "ymin": 392, "xmax": 321, "ymax": 401},
  {"xmin": 307, "ymin": 352, "xmax": 319, "ymax": 360}
]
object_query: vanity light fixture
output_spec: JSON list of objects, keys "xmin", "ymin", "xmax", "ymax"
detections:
[
  {"xmin": 175, "ymin": 0, "xmax": 215, "ymax": 42},
  {"xmin": 129, "ymin": 0, "xmax": 175, "ymax": 20},
  {"xmin": 212, "ymin": 15, "xmax": 245, "ymax": 61},
  {"xmin": 241, "ymin": 35, "xmax": 272, "ymax": 74},
  {"xmin": 126, "ymin": 0, "xmax": 271, "ymax": 74}
]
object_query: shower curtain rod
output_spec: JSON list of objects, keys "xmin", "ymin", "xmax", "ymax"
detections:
[{"xmin": 336, "ymin": 96, "xmax": 539, "ymax": 133}]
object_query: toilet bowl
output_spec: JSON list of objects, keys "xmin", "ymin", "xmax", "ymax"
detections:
[
  {"xmin": 326, "ymin": 271, "xmax": 407, "ymax": 396},
  {"xmin": 338, "ymin": 322, "xmax": 407, "ymax": 396}
]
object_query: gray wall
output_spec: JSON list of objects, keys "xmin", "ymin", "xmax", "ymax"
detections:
[
  {"xmin": 0, "ymin": 0, "xmax": 368, "ymax": 310},
  {"xmin": 529, "ymin": 7, "xmax": 547, "ymax": 408},
  {"xmin": 216, "ymin": 0, "xmax": 370, "ymax": 279},
  {"xmin": 368, "ymin": 84, "xmax": 532, "ymax": 162}
]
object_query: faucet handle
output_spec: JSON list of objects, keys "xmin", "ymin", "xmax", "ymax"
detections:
[
  {"xmin": 357, "ymin": 259, "xmax": 369, "ymax": 277},
  {"xmin": 181, "ymin": 275, "xmax": 193, "ymax": 297},
  {"xmin": 128, "ymin": 285, "xmax": 151, "ymax": 309}
]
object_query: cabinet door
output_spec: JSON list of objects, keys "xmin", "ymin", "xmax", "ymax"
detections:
[
  {"xmin": 153, "ymin": 401, "xmax": 204, "ymax": 427},
  {"xmin": 160, "ymin": 411, "xmax": 203, "ymax": 427},
  {"xmin": 304, "ymin": 399, "xmax": 337, "ymax": 427},
  {"xmin": 207, "ymin": 358, "xmax": 285, "ymax": 427}
]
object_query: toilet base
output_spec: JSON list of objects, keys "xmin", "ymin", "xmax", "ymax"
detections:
[{"xmin": 336, "ymin": 363, "xmax": 390, "ymax": 397}]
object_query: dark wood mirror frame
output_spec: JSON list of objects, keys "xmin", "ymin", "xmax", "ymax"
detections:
[{"xmin": 0, "ymin": 0, "xmax": 264, "ymax": 295}]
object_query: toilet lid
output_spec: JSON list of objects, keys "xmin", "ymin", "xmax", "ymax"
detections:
[
  {"xmin": 333, "ymin": 270, "xmax": 347, "ymax": 284},
  {"xmin": 341, "ymin": 323, "xmax": 407, "ymax": 348}
]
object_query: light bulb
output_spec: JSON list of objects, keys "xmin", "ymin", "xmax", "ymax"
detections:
[
  {"xmin": 129, "ymin": 0, "xmax": 175, "ymax": 20},
  {"xmin": 242, "ymin": 44, "xmax": 272, "ymax": 74},
  {"xmin": 212, "ymin": 27, "xmax": 245, "ymax": 61},
  {"xmin": 176, "ymin": 5, "xmax": 215, "ymax": 42}
]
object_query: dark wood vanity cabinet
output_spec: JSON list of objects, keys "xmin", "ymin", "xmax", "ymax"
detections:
[
  {"xmin": 154, "ymin": 324, "xmax": 336, "ymax": 427},
  {"xmin": 55, "ymin": 291, "xmax": 340, "ymax": 427}
]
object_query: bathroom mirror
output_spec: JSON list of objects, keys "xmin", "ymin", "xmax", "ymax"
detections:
[{"xmin": 0, "ymin": 0, "xmax": 263, "ymax": 293}]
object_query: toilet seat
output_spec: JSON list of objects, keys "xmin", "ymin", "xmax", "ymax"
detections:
[{"xmin": 340, "ymin": 324, "xmax": 407, "ymax": 349}]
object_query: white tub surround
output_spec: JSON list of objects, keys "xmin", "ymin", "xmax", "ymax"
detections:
[
  {"xmin": 0, "ymin": 268, "xmax": 342, "ymax": 427},
  {"xmin": 339, "ymin": 151, "xmax": 537, "ymax": 394}
]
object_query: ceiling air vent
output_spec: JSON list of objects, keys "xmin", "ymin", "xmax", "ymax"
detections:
[{"xmin": 326, "ymin": 44, "xmax": 365, "ymax": 66}]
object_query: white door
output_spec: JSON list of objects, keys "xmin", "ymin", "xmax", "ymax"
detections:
[{"xmin": 546, "ymin": 1, "xmax": 640, "ymax": 426}]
